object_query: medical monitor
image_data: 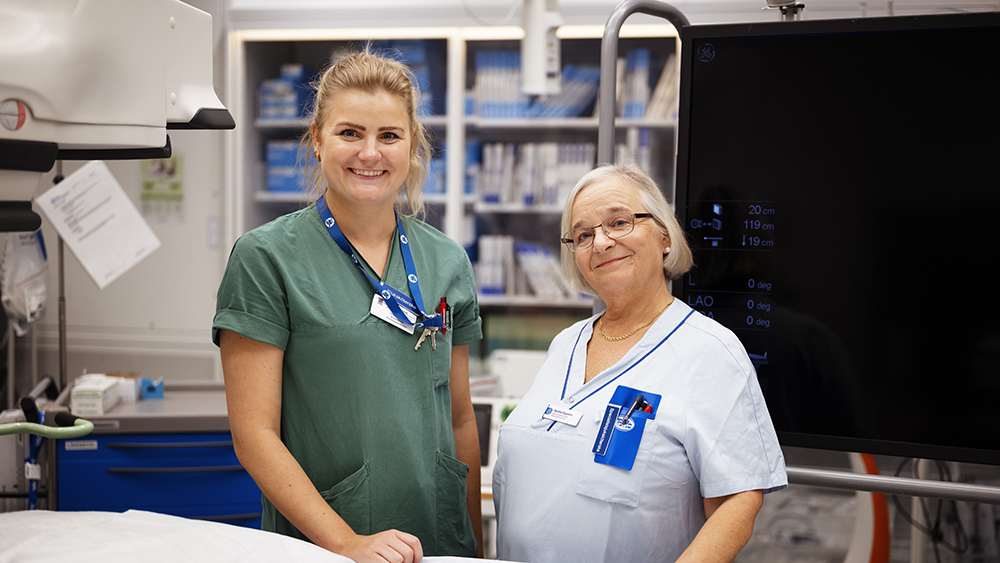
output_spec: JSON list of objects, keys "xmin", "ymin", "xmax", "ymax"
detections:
[
  {"xmin": 674, "ymin": 11, "xmax": 1000, "ymax": 465},
  {"xmin": 473, "ymin": 403, "xmax": 493, "ymax": 466}
]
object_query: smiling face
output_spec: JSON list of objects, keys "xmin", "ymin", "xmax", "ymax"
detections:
[
  {"xmin": 570, "ymin": 178, "xmax": 670, "ymax": 302},
  {"xmin": 312, "ymin": 88, "xmax": 412, "ymax": 213}
]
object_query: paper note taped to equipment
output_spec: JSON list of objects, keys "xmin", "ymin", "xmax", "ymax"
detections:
[{"xmin": 36, "ymin": 160, "xmax": 160, "ymax": 290}]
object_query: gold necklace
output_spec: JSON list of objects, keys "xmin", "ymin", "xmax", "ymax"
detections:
[{"xmin": 598, "ymin": 298, "xmax": 675, "ymax": 342}]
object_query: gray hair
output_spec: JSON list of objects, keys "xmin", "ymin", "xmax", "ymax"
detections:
[{"xmin": 559, "ymin": 161, "xmax": 693, "ymax": 295}]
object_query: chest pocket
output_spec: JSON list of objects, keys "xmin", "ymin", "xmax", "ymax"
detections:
[
  {"xmin": 575, "ymin": 419, "xmax": 658, "ymax": 508},
  {"xmin": 425, "ymin": 329, "xmax": 452, "ymax": 388}
]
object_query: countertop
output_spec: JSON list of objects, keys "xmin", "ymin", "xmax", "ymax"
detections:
[{"xmin": 71, "ymin": 381, "xmax": 231, "ymax": 435}]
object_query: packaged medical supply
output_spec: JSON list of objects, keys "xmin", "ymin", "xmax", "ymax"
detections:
[
  {"xmin": 71, "ymin": 376, "xmax": 121, "ymax": 416},
  {"xmin": 259, "ymin": 64, "xmax": 313, "ymax": 121},
  {"xmin": 116, "ymin": 376, "xmax": 142, "ymax": 403}
]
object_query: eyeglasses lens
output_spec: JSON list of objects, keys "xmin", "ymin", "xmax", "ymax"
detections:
[{"xmin": 566, "ymin": 214, "xmax": 635, "ymax": 251}]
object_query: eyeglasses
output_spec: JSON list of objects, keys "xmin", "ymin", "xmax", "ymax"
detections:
[{"xmin": 561, "ymin": 213, "xmax": 654, "ymax": 251}]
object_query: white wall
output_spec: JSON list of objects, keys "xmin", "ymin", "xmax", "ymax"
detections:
[{"xmin": 21, "ymin": 130, "xmax": 227, "ymax": 387}]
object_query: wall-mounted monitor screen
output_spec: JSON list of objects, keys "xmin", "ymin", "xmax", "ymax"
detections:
[{"xmin": 674, "ymin": 11, "xmax": 1000, "ymax": 465}]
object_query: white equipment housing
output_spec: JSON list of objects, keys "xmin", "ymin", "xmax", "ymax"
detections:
[{"xmin": 0, "ymin": 0, "xmax": 234, "ymax": 231}]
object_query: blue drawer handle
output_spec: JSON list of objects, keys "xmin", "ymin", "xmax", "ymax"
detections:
[
  {"xmin": 106, "ymin": 465, "xmax": 245, "ymax": 474},
  {"xmin": 194, "ymin": 513, "xmax": 262, "ymax": 522},
  {"xmin": 105, "ymin": 441, "xmax": 233, "ymax": 449}
]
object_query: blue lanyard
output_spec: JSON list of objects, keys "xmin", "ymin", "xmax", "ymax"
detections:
[
  {"xmin": 547, "ymin": 309, "xmax": 695, "ymax": 431},
  {"xmin": 316, "ymin": 196, "xmax": 442, "ymax": 329}
]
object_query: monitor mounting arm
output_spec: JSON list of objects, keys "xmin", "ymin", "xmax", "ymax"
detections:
[{"xmin": 765, "ymin": 0, "xmax": 807, "ymax": 21}]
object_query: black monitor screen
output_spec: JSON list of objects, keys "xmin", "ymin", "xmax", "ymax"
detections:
[
  {"xmin": 674, "ymin": 12, "xmax": 1000, "ymax": 465},
  {"xmin": 473, "ymin": 403, "xmax": 493, "ymax": 466}
]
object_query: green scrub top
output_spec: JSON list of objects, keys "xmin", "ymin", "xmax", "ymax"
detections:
[{"xmin": 213, "ymin": 204, "xmax": 482, "ymax": 556}]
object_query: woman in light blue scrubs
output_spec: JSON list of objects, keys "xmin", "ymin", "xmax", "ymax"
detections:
[
  {"xmin": 214, "ymin": 48, "xmax": 483, "ymax": 563},
  {"xmin": 492, "ymin": 162, "xmax": 787, "ymax": 563}
]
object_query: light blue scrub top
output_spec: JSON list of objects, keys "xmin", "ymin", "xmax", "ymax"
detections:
[{"xmin": 493, "ymin": 300, "xmax": 787, "ymax": 563}]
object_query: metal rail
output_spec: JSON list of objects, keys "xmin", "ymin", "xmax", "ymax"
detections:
[
  {"xmin": 788, "ymin": 466, "xmax": 1000, "ymax": 504},
  {"xmin": 598, "ymin": 0, "xmax": 690, "ymax": 165}
]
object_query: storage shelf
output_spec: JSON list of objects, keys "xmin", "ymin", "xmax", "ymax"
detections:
[
  {"xmin": 253, "ymin": 191, "xmax": 474, "ymax": 206},
  {"xmin": 426, "ymin": 193, "xmax": 476, "ymax": 205},
  {"xmin": 255, "ymin": 118, "xmax": 309, "ymax": 129},
  {"xmin": 478, "ymin": 294, "xmax": 593, "ymax": 309},
  {"xmin": 254, "ymin": 191, "xmax": 311, "ymax": 203},
  {"xmin": 229, "ymin": 24, "xmax": 676, "ymax": 324},
  {"xmin": 474, "ymin": 202, "xmax": 564, "ymax": 214},
  {"xmin": 468, "ymin": 117, "xmax": 675, "ymax": 131},
  {"xmin": 255, "ymin": 115, "xmax": 448, "ymax": 129},
  {"xmin": 255, "ymin": 116, "xmax": 673, "ymax": 131},
  {"xmin": 230, "ymin": 24, "xmax": 678, "ymax": 242}
]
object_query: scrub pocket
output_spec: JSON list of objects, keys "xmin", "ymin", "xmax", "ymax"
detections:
[
  {"xmin": 319, "ymin": 461, "xmax": 373, "ymax": 535},
  {"xmin": 435, "ymin": 450, "xmax": 476, "ymax": 556},
  {"xmin": 575, "ymin": 419, "xmax": 658, "ymax": 508},
  {"xmin": 427, "ymin": 332, "xmax": 452, "ymax": 388}
]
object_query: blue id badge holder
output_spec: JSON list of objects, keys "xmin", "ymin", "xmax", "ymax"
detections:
[{"xmin": 592, "ymin": 385, "xmax": 661, "ymax": 471}]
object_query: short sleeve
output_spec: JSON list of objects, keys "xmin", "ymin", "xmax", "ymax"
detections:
[
  {"xmin": 682, "ymin": 328, "xmax": 787, "ymax": 498},
  {"xmin": 447, "ymin": 250, "xmax": 482, "ymax": 347},
  {"xmin": 212, "ymin": 232, "xmax": 291, "ymax": 350}
]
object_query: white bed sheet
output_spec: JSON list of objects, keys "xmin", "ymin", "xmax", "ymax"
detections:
[{"xmin": 0, "ymin": 510, "xmax": 506, "ymax": 563}]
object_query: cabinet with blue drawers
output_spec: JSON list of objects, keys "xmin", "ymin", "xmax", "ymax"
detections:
[{"xmin": 55, "ymin": 383, "xmax": 261, "ymax": 529}]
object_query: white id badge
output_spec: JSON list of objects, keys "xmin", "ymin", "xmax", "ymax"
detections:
[
  {"xmin": 542, "ymin": 404, "xmax": 583, "ymax": 427},
  {"xmin": 371, "ymin": 294, "xmax": 417, "ymax": 334}
]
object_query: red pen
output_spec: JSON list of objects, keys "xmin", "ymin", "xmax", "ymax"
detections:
[{"xmin": 439, "ymin": 297, "xmax": 448, "ymax": 334}]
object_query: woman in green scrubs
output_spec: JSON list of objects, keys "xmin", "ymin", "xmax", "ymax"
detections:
[{"xmin": 214, "ymin": 48, "xmax": 483, "ymax": 563}]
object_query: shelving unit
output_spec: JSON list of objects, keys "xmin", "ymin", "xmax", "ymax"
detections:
[
  {"xmin": 224, "ymin": 28, "xmax": 454, "ymax": 242},
  {"xmin": 224, "ymin": 23, "xmax": 679, "ymax": 322}
]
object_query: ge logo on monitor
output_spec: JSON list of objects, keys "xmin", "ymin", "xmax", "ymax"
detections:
[{"xmin": 698, "ymin": 43, "xmax": 716, "ymax": 63}]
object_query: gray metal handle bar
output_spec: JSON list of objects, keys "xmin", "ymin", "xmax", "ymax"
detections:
[{"xmin": 598, "ymin": 0, "xmax": 690, "ymax": 165}]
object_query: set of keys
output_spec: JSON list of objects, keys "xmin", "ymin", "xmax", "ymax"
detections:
[
  {"xmin": 414, "ymin": 326, "xmax": 438, "ymax": 351},
  {"xmin": 414, "ymin": 299, "xmax": 450, "ymax": 351}
]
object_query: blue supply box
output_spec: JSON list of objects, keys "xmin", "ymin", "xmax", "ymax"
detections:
[
  {"xmin": 259, "ymin": 64, "xmax": 313, "ymax": 121},
  {"xmin": 371, "ymin": 40, "xmax": 436, "ymax": 116},
  {"xmin": 266, "ymin": 140, "xmax": 313, "ymax": 193},
  {"xmin": 423, "ymin": 157, "xmax": 446, "ymax": 195}
]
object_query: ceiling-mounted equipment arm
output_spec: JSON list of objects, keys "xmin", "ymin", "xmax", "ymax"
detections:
[{"xmin": 0, "ymin": 0, "xmax": 234, "ymax": 232}]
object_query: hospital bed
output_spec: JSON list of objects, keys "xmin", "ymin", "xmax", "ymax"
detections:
[
  {"xmin": 0, "ymin": 509, "xmax": 509, "ymax": 563},
  {"xmin": 0, "ymin": 509, "xmax": 352, "ymax": 563},
  {"xmin": 0, "ymin": 409, "xmax": 507, "ymax": 563}
]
